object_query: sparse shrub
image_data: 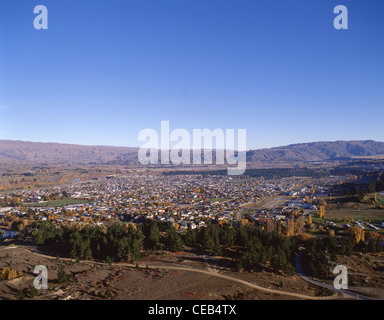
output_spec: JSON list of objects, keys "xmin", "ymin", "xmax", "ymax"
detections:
[
  {"xmin": 18, "ymin": 289, "xmax": 25, "ymax": 300},
  {"xmin": 29, "ymin": 287, "xmax": 39, "ymax": 298},
  {"xmin": 106, "ymin": 256, "xmax": 113, "ymax": 266},
  {"xmin": 57, "ymin": 265, "xmax": 69, "ymax": 284}
]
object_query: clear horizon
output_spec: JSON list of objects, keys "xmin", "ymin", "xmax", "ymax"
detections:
[
  {"xmin": 1, "ymin": 137, "xmax": 383, "ymax": 152},
  {"xmin": 1, "ymin": 0, "xmax": 384, "ymax": 150}
]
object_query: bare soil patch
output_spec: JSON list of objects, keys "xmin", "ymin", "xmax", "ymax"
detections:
[{"xmin": 0, "ymin": 245, "xmax": 337, "ymax": 300}]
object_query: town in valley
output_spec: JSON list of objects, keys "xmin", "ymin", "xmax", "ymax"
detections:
[{"xmin": 1, "ymin": 143, "xmax": 384, "ymax": 300}]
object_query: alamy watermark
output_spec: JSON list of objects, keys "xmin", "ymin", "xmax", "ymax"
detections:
[
  {"xmin": 33, "ymin": 5, "xmax": 48, "ymax": 30},
  {"xmin": 33, "ymin": 265, "xmax": 48, "ymax": 290},
  {"xmin": 31, "ymin": 4, "xmax": 348, "ymax": 31},
  {"xmin": 334, "ymin": 5, "xmax": 348, "ymax": 30},
  {"xmin": 138, "ymin": 121, "xmax": 247, "ymax": 175},
  {"xmin": 333, "ymin": 265, "xmax": 348, "ymax": 290}
]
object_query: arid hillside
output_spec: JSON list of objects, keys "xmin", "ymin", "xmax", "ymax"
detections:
[{"xmin": 1, "ymin": 139, "xmax": 384, "ymax": 168}]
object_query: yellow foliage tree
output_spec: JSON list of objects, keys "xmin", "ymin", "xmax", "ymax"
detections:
[
  {"xmin": 240, "ymin": 219, "xmax": 251, "ymax": 226},
  {"xmin": 348, "ymin": 226, "xmax": 365, "ymax": 245},
  {"xmin": 319, "ymin": 206, "xmax": 325, "ymax": 219},
  {"xmin": 286, "ymin": 219, "xmax": 295, "ymax": 236},
  {"xmin": 0, "ymin": 267, "xmax": 21, "ymax": 280},
  {"xmin": 1, "ymin": 267, "xmax": 10, "ymax": 280}
]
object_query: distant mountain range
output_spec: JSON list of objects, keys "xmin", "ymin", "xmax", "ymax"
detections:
[
  {"xmin": 0, "ymin": 140, "xmax": 138, "ymax": 167},
  {"xmin": 1, "ymin": 139, "xmax": 384, "ymax": 168},
  {"xmin": 246, "ymin": 140, "xmax": 384, "ymax": 163}
]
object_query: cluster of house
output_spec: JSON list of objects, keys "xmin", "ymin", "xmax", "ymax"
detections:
[
  {"xmin": 0, "ymin": 173, "xmax": 346, "ymax": 232},
  {"xmin": 244, "ymin": 176, "xmax": 345, "ymax": 228}
]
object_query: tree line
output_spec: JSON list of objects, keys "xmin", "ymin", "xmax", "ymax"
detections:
[
  {"xmin": 163, "ymin": 167, "xmax": 327, "ymax": 179},
  {"xmin": 34, "ymin": 222, "xmax": 144, "ymax": 262},
  {"xmin": 301, "ymin": 233, "xmax": 383, "ymax": 277},
  {"xmin": 33, "ymin": 220, "xmax": 299, "ymax": 274},
  {"xmin": 145, "ymin": 221, "xmax": 299, "ymax": 274},
  {"xmin": 34, "ymin": 220, "xmax": 383, "ymax": 276}
]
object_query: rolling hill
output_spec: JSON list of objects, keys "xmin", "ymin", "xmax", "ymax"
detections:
[
  {"xmin": 246, "ymin": 140, "xmax": 384, "ymax": 163},
  {"xmin": 0, "ymin": 140, "xmax": 138, "ymax": 166},
  {"xmin": 1, "ymin": 139, "xmax": 384, "ymax": 168}
]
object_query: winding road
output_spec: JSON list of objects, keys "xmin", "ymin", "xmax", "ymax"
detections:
[
  {"xmin": 295, "ymin": 248, "xmax": 375, "ymax": 300},
  {"xmin": 4, "ymin": 244, "xmax": 377, "ymax": 300},
  {"xmin": 19, "ymin": 247, "xmax": 342, "ymax": 300}
]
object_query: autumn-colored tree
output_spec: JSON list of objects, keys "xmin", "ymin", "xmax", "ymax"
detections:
[
  {"xmin": 366, "ymin": 231, "xmax": 380, "ymax": 241},
  {"xmin": 286, "ymin": 219, "xmax": 295, "ymax": 236},
  {"xmin": 348, "ymin": 226, "xmax": 365, "ymax": 245},
  {"xmin": 318, "ymin": 198, "xmax": 327, "ymax": 206},
  {"xmin": 240, "ymin": 219, "xmax": 251, "ymax": 226},
  {"xmin": 0, "ymin": 267, "xmax": 21, "ymax": 280},
  {"xmin": 218, "ymin": 219, "xmax": 229, "ymax": 226},
  {"xmin": 1, "ymin": 267, "xmax": 9, "ymax": 280},
  {"xmin": 307, "ymin": 214, "xmax": 312, "ymax": 225},
  {"xmin": 318, "ymin": 206, "xmax": 325, "ymax": 219},
  {"xmin": 11, "ymin": 197, "xmax": 22, "ymax": 207},
  {"xmin": 297, "ymin": 216, "xmax": 305, "ymax": 234},
  {"xmin": 277, "ymin": 220, "xmax": 282, "ymax": 235},
  {"xmin": 266, "ymin": 218, "xmax": 276, "ymax": 233}
]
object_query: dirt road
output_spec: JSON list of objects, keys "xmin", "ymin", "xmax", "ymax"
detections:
[{"xmin": 23, "ymin": 247, "xmax": 340, "ymax": 300}]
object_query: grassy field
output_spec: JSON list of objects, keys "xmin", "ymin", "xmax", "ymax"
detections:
[
  {"xmin": 206, "ymin": 198, "xmax": 229, "ymax": 203},
  {"xmin": 323, "ymin": 209, "xmax": 384, "ymax": 222},
  {"xmin": 26, "ymin": 199, "xmax": 91, "ymax": 207},
  {"xmin": 227, "ymin": 178, "xmax": 251, "ymax": 184},
  {"xmin": 241, "ymin": 208, "xmax": 262, "ymax": 216},
  {"xmin": 378, "ymin": 196, "xmax": 384, "ymax": 205}
]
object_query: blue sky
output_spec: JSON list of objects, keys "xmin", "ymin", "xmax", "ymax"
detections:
[{"xmin": 1, "ymin": 0, "xmax": 384, "ymax": 150}]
